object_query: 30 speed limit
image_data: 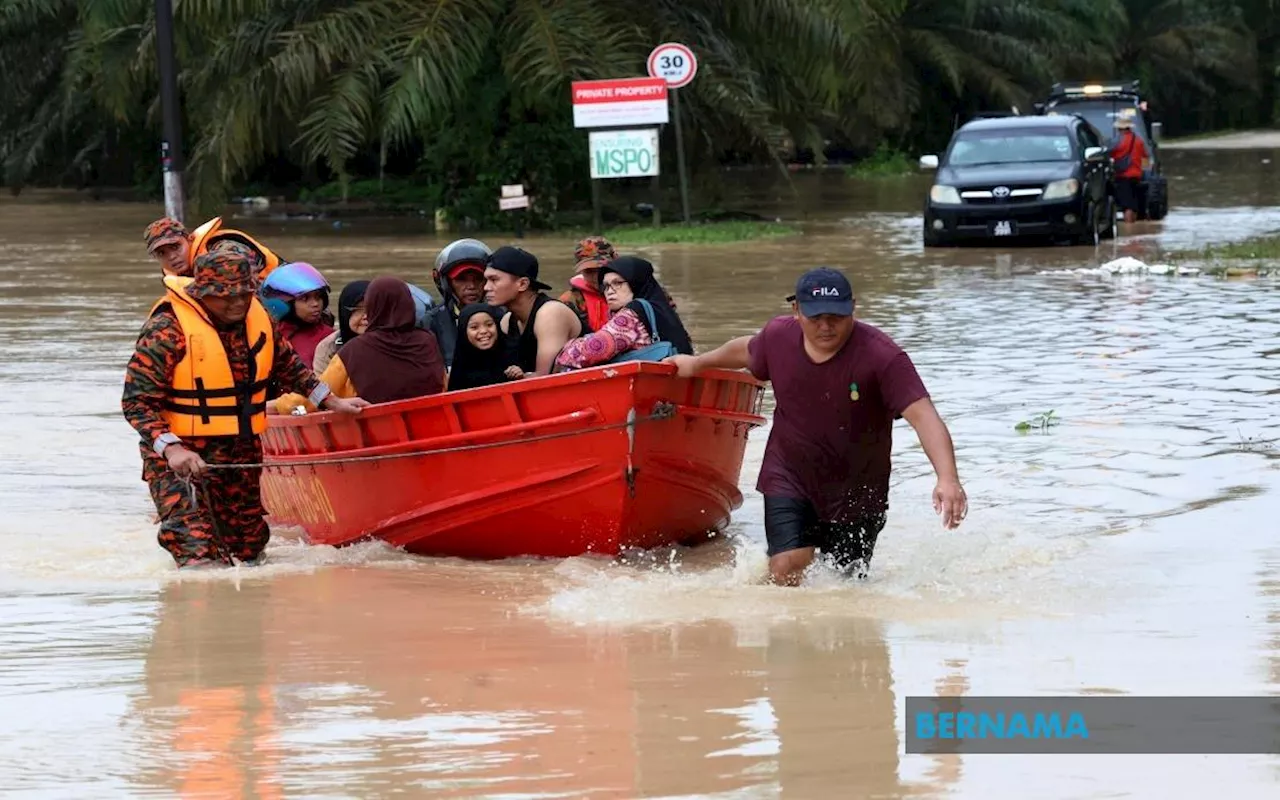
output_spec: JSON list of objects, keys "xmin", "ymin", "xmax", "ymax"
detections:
[{"xmin": 647, "ymin": 43, "xmax": 698, "ymax": 89}]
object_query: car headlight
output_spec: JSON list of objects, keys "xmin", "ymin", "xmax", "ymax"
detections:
[
  {"xmin": 1042, "ymin": 179, "xmax": 1080, "ymax": 200},
  {"xmin": 930, "ymin": 185, "xmax": 961, "ymax": 204}
]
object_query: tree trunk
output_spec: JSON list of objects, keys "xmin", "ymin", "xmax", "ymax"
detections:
[{"xmin": 1258, "ymin": 35, "xmax": 1278, "ymax": 127}]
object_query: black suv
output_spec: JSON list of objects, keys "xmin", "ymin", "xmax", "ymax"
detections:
[
  {"xmin": 921, "ymin": 114, "xmax": 1114, "ymax": 247},
  {"xmin": 1036, "ymin": 80, "xmax": 1168, "ymax": 220}
]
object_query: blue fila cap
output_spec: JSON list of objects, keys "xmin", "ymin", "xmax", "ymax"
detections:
[{"xmin": 790, "ymin": 267, "xmax": 854, "ymax": 317}]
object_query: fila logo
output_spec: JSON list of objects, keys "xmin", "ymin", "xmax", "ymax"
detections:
[{"xmin": 812, "ymin": 287, "xmax": 841, "ymax": 297}]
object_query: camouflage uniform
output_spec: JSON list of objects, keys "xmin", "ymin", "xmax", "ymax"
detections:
[
  {"xmin": 122, "ymin": 247, "xmax": 328, "ymax": 567},
  {"xmin": 144, "ymin": 217, "xmax": 192, "ymax": 276}
]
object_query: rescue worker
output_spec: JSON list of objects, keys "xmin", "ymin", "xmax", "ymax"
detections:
[
  {"xmin": 188, "ymin": 216, "xmax": 285, "ymax": 281},
  {"xmin": 559, "ymin": 236, "xmax": 615, "ymax": 333},
  {"xmin": 144, "ymin": 217, "xmax": 194, "ymax": 277},
  {"xmin": 122, "ymin": 245, "xmax": 367, "ymax": 568},
  {"xmin": 484, "ymin": 246, "xmax": 584, "ymax": 376},
  {"xmin": 423, "ymin": 238, "xmax": 492, "ymax": 368},
  {"xmin": 1109, "ymin": 116, "xmax": 1149, "ymax": 224}
]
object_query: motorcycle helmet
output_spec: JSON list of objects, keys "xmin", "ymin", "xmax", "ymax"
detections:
[
  {"xmin": 261, "ymin": 261, "xmax": 330, "ymax": 300},
  {"xmin": 434, "ymin": 238, "xmax": 492, "ymax": 276}
]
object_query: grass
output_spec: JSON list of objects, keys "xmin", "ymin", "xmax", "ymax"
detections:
[
  {"xmin": 600, "ymin": 220, "xmax": 802, "ymax": 246},
  {"xmin": 845, "ymin": 144, "xmax": 916, "ymax": 178},
  {"xmin": 1170, "ymin": 233, "xmax": 1280, "ymax": 276}
]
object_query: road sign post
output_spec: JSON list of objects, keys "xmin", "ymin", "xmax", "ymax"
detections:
[
  {"xmin": 648, "ymin": 43, "xmax": 698, "ymax": 225},
  {"xmin": 572, "ymin": 78, "xmax": 670, "ymax": 234},
  {"xmin": 498, "ymin": 184, "xmax": 529, "ymax": 238}
]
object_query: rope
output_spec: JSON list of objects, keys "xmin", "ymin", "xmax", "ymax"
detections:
[{"xmin": 197, "ymin": 401, "xmax": 680, "ymax": 471}]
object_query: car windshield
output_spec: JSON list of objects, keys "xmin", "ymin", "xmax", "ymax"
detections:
[
  {"xmin": 948, "ymin": 129, "xmax": 1075, "ymax": 166},
  {"xmin": 1046, "ymin": 101, "xmax": 1148, "ymax": 146}
]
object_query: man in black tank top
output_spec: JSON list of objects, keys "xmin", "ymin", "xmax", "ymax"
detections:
[{"xmin": 483, "ymin": 246, "xmax": 584, "ymax": 376}]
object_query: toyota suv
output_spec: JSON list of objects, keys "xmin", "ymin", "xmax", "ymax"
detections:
[{"xmin": 920, "ymin": 114, "xmax": 1114, "ymax": 247}]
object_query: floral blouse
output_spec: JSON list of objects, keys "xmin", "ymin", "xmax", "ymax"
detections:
[{"xmin": 554, "ymin": 307, "xmax": 653, "ymax": 370}]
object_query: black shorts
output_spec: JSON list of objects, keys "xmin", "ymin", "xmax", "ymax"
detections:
[
  {"xmin": 1113, "ymin": 179, "xmax": 1142, "ymax": 212},
  {"xmin": 763, "ymin": 495, "xmax": 887, "ymax": 573}
]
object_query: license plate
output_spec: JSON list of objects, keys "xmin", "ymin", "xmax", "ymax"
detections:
[{"xmin": 991, "ymin": 220, "xmax": 1016, "ymax": 237}]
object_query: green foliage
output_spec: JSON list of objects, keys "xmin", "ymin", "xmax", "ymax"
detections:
[
  {"xmin": 1185, "ymin": 233, "xmax": 1280, "ymax": 261},
  {"xmin": 845, "ymin": 144, "xmax": 915, "ymax": 178},
  {"xmin": 601, "ymin": 221, "xmax": 802, "ymax": 246},
  {"xmin": 1015, "ymin": 410, "xmax": 1060, "ymax": 433},
  {"xmin": 0, "ymin": 0, "xmax": 1274, "ymax": 218}
]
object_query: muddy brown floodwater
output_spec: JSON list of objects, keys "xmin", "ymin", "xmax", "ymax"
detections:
[{"xmin": 2, "ymin": 148, "xmax": 1279, "ymax": 798}]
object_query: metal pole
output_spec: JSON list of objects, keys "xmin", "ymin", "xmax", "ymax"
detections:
[
  {"xmin": 590, "ymin": 178, "xmax": 603, "ymax": 234},
  {"xmin": 155, "ymin": 0, "xmax": 186, "ymax": 223},
  {"xmin": 672, "ymin": 89, "xmax": 692, "ymax": 225}
]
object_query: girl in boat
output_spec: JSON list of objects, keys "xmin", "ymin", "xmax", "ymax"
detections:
[
  {"xmin": 312, "ymin": 280, "xmax": 370, "ymax": 373},
  {"xmin": 271, "ymin": 276, "xmax": 445, "ymax": 413},
  {"xmin": 260, "ymin": 262, "xmax": 335, "ymax": 367},
  {"xmin": 553, "ymin": 256, "xmax": 693, "ymax": 372},
  {"xmin": 448, "ymin": 304, "xmax": 523, "ymax": 391}
]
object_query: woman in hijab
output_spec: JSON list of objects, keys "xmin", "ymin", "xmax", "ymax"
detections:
[
  {"xmin": 553, "ymin": 256, "xmax": 693, "ymax": 372},
  {"xmin": 448, "ymin": 304, "xmax": 521, "ymax": 391},
  {"xmin": 271, "ymin": 276, "xmax": 445, "ymax": 413},
  {"xmin": 312, "ymin": 280, "xmax": 370, "ymax": 373}
]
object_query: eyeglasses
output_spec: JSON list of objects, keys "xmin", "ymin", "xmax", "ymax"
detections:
[{"xmin": 601, "ymin": 278, "xmax": 628, "ymax": 292}]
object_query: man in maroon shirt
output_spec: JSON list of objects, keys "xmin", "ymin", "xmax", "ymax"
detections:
[{"xmin": 668, "ymin": 268, "xmax": 967, "ymax": 585}]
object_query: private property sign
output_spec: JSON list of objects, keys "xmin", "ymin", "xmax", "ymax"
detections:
[
  {"xmin": 589, "ymin": 129, "xmax": 660, "ymax": 179},
  {"xmin": 571, "ymin": 78, "xmax": 669, "ymax": 129}
]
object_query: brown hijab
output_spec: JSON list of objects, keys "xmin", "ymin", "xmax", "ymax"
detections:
[{"xmin": 338, "ymin": 276, "xmax": 445, "ymax": 404}]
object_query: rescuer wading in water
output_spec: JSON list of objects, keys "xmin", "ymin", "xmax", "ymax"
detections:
[{"xmin": 122, "ymin": 246, "xmax": 367, "ymax": 568}]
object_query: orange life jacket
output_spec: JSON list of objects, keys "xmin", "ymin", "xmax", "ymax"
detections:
[
  {"xmin": 568, "ymin": 274, "xmax": 611, "ymax": 331},
  {"xmin": 154, "ymin": 275, "xmax": 275, "ymax": 438},
  {"xmin": 189, "ymin": 217, "xmax": 283, "ymax": 281}
]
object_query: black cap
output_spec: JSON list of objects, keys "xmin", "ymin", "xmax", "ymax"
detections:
[
  {"xmin": 486, "ymin": 246, "xmax": 551, "ymax": 291},
  {"xmin": 790, "ymin": 267, "xmax": 854, "ymax": 317}
]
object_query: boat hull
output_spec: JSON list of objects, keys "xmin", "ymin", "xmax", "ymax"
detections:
[{"xmin": 260, "ymin": 362, "xmax": 765, "ymax": 559}]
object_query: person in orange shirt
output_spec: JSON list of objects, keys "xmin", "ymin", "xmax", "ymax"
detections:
[{"xmin": 1109, "ymin": 116, "xmax": 1149, "ymax": 224}]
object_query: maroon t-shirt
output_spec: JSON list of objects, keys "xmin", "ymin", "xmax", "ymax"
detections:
[{"xmin": 747, "ymin": 316, "xmax": 929, "ymax": 520}]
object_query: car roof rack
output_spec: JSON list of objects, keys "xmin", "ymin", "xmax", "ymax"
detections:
[
  {"xmin": 968, "ymin": 110, "xmax": 1021, "ymax": 120},
  {"xmin": 1047, "ymin": 80, "xmax": 1141, "ymax": 101}
]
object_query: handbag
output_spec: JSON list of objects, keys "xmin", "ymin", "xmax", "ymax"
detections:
[{"xmin": 610, "ymin": 299, "xmax": 678, "ymax": 363}]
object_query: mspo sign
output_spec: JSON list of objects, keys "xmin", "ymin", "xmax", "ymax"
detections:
[
  {"xmin": 589, "ymin": 129, "xmax": 660, "ymax": 179},
  {"xmin": 571, "ymin": 78, "xmax": 668, "ymax": 129}
]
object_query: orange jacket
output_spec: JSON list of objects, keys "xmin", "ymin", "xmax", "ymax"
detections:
[
  {"xmin": 1110, "ymin": 131, "xmax": 1147, "ymax": 180},
  {"xmin": 189, "ymin": 217, "xmax": 283, "ymax": 281}
]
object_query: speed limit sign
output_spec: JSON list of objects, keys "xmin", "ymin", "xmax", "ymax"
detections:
[{"xmin": 647, "ymin": 43, "xmax": 698, "ymax": 89}]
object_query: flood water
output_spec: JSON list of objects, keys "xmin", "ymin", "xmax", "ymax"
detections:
[{"xmin": 2, "ymin": 147, "xmax": 1279, "ymax": 797}]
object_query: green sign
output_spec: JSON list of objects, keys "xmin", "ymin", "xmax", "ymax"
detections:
[{"xmin": 589, "ymin": 129, "xmax": 660, "ymax": 179}]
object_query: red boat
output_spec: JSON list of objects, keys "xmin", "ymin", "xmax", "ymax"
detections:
[{"xmin": 260, "ymin": 362, "xmax": 766, "ymax": 559}]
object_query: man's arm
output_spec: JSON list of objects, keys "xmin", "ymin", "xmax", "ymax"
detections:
[
  {"xmin": 667, "ymin": 335, "xmax": 753, "ymax": 377},
  {"xmin": 532, "ymin": 304, "xmax": 580, "ymax": 376},
  {"xmin": 122, "ymin": 311, "xmax": 185, "ymax": 456},
  {"xmin": 900, "ymin": 397, "xmax": 967, "ymax": 528}
]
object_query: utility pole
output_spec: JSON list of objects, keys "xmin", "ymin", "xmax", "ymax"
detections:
[{"xmin": 154, "ymin": 0, "xmax": 185, "ymax": 222}]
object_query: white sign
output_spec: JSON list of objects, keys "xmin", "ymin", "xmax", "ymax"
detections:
[
  {"xmin": 589, "ymin": 129, "xmax": 660, "ymax": 179},
  {"xmin": 499, "ymin": 196, "xmax": 530, "ymax": 211},
  {"xmin": 501, "ymin": 184, "xmax": 524, "ymax": 198},
  {"xmin": 647, "ymin": 43, "xmax": 698, "ymax": 89},
  {"xmin": 571, "ymin": 78, "xmax": 668, "ymax": 129}
]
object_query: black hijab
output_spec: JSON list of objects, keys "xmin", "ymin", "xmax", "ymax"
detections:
[
  {"xmin": 598, "ymin": 256, "xmax": 694, "ymax": 355},
  {"xmin": 336, "ymin": 280, "xmax": 370, "ymax": 347},
  {"xmin": 449, "ymin": 304, "xmax": 511, "ymax": 391}
]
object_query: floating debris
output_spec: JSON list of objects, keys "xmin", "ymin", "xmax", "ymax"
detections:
[{"xmin": 1041, "ymin": 257, "xmax": 1200, "ymax": 277}]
